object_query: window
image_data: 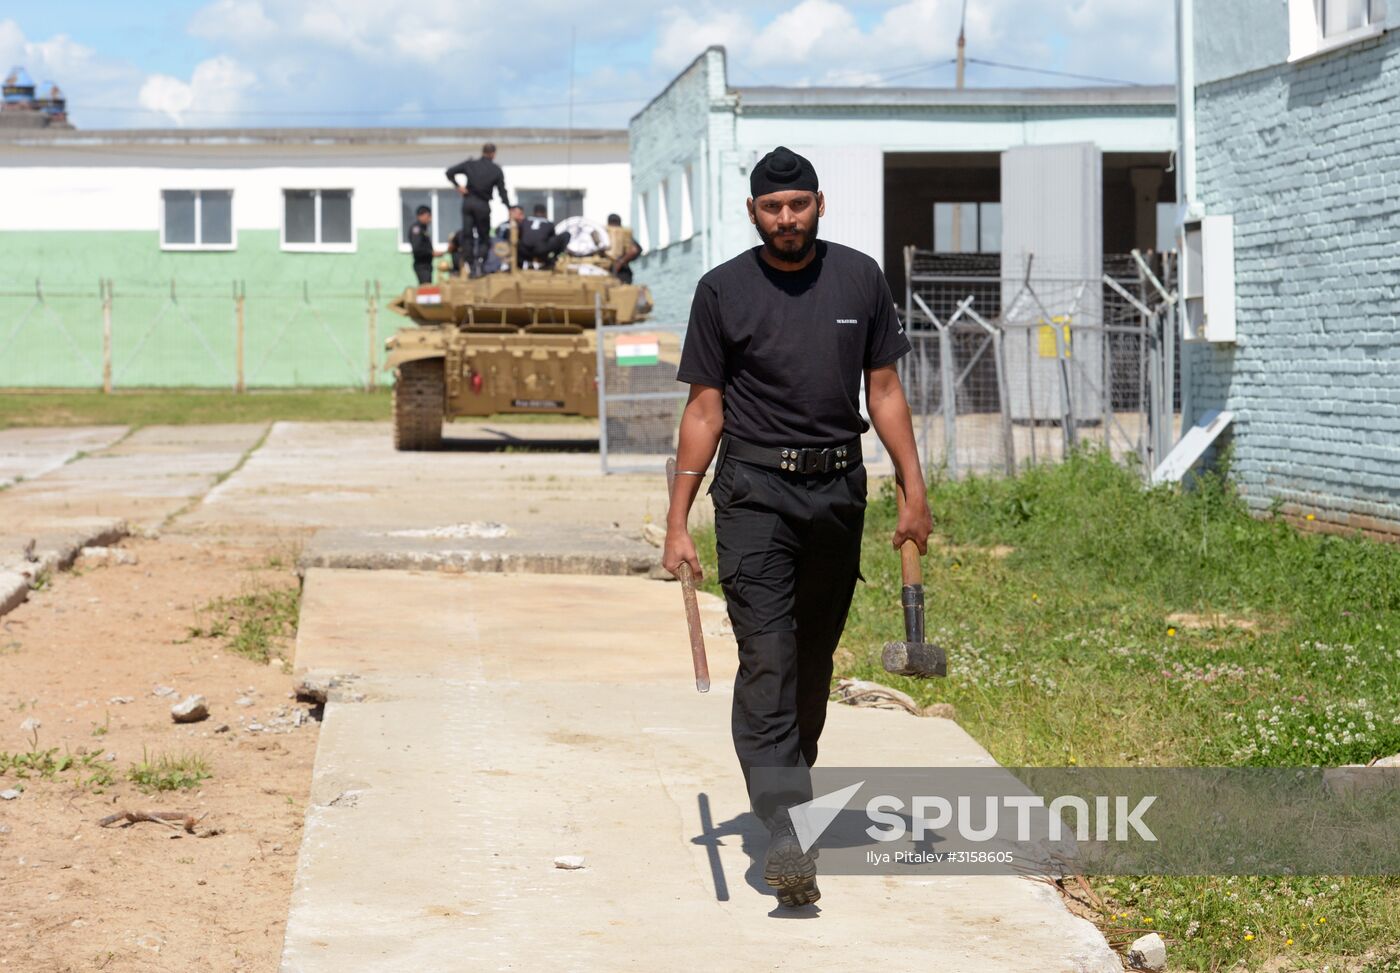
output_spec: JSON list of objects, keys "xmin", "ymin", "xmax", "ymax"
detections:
[
  {"xmin": 680, "ymin": 164, "xmax": 696, "ymax": 241},
  {"xmin": 399, "ymin": 189, "xmax": 463, "ymax": 250},
  {"xmin": 1321, "ymin": 0, "xmax": 1379, "ymax": 35},
  {"xmin": 635, "ymin": 192, "xmax": 651, "ymax": 251},
  {"xmin": 933, "ymin": 202, "xmax": 1000, "ymax": 254},
  {"xmin": 161, "ymin": 190, "xmax": 234, "ymax": 250},
  {"xmin": 282, "ymin": 189, "xmax": 355, "ymax": 251},
  {"xmin": 1289, "ymin": 0, "xmax": 1385, "ymax": 61},
  {"xmin": 656, "ymin": 180, "xmax": 672, "ymax": 249},
  {"xmin": 515, "ymin": 188, "xmax": 584, "ymax": 221}
]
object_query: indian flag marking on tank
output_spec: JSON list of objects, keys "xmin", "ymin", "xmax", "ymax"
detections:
[
  {"xmin": 416, "ymin": 287, "xmax": 442, "ymax": 305},
  {"xmin": 617, "ymin": 335, "xmax": 660, "ymax": 366}
]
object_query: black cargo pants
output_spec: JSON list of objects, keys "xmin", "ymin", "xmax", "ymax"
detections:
[
  {"xmin": 709, "ymin": 437, "xmax": 867, "ymax": 826},
  {"xmin": 460, "ymin": 195, "xmax": 492, "ymax": 263}
]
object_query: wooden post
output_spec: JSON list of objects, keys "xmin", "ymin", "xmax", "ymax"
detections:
[
  {"xmin": 234, "ymin": 281, "xmax": 246, "ymax": 394},
  {"xmin": 366, "ymin": 280, "xmax": 379, "ymax": 392},
  {"xmin": 101, "ymin": 279, "xmax": 113, "ymax": 393}
]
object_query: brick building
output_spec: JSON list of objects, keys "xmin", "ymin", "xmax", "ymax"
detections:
[{"xmin": 1177, "ymin": 0, "xmax": 1400, "ymax": 535}]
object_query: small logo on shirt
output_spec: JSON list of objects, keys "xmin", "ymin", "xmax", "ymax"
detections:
[{"xmin": 835, "ymin": 318, "xmax": 858, "ymax": 325}]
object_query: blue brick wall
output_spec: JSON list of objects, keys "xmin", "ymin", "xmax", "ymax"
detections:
[
  {"xmin": 1189, "ymin": 29, "xmax": 1400, "ymax": 535},
  {"xmin": 628, "ymin": 48, "xmax": 733, "ymax": 322}
]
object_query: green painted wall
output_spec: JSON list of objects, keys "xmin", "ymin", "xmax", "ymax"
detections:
[{"xmin": 0, "ymin": 229, "xmax": 430, "ymax": 388}]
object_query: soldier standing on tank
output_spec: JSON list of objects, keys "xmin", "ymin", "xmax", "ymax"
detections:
[
  {"xmin": 606, "ymin": 213, "xmax": 642, "ymax": 283},
  {"xmin": 445, "ymin": 142, "xmax": 510, "ymax": 278},
  {"xmin": 663, "ymin": 146, "xmax": 931, "ymax": 909},
  {"xmin": 408, "ymin": 205, "xmax": 440, "ymax": 284}
]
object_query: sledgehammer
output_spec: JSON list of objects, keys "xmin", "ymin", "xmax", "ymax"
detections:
[{"xmin": 881, "ymin": 478, "xmax": 947, "ymax": 679}]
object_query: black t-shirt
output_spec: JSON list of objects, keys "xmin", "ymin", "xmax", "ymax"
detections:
[
  {"xmin": 676, "ymin": 241, "xmax": 911, "ymax": 447},
  {"xmin": 408, "ymin": 221, "xmax": 434, "ymax": 261}
]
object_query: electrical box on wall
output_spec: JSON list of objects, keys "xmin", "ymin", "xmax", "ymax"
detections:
[{"xmin": 1180, "ymin": 215, "xmax": 1236, "ymax": 343}]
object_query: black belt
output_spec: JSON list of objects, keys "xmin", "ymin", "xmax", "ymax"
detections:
[{"xmin": 723, "ymin": 435, "xmax": 861, "ymax": 475}]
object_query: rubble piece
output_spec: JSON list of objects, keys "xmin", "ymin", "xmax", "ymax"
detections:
[
  {"xmin": 294, "ymin": 669, "xmax": 363, "ymax": 704},
  {"xmin": 1127, "ymin": 932, "xmax": 1166, "ymax": 971},
  {"xmin": 553, "ymin": 855, "xmax": 586, "ymax": 870},
  {"xmin": 170, "ymin": 695, "xmax": 209, "ymax": 724},
  {"xmin": 79, "ymin": 546, "xmax": 139, "ymax": 566}
]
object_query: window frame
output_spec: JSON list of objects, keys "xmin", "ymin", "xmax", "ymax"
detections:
[
  {"xmin": 932, "ymin": 201, "xmax": 1000, "ymax": 255},
  {"xmin": 397, "ymin": 188, "xmax": 462, "ymax": 252},
  {"xmin": 514, "ymin": 187, "xmax": 586, "ymax": 222},
  {"xmin": 159, "ymin": 189, "xmax": 236, "ymax": 252},
  {"xmin": 280, "ymin": 188, "xmax": 357, "ymax": 253},
  {"xmin": 1288, "ymin": 0, "xmax": 1386, "ymax": 63}
]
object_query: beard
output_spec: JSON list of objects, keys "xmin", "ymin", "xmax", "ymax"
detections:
[{"xmin": 756, "ymin": 214, "xmax": 819, "ymax": 264}]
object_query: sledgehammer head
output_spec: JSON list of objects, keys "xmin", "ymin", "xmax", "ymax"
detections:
[{"xmin": 881, "ymin": 640, "xmax": 947, "ymax": 678}]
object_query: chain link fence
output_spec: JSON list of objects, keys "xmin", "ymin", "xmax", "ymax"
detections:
[
  {"xmin": 596, "ymin": 321, "xmax": 687, "ymax": 473},
  {"xmin": 902, "ymin": 249, "xmax": 1181, "ymax": 480},
  {"xmin": 0, "ymin": 279, "xmax": 387, "ymax": 390}
]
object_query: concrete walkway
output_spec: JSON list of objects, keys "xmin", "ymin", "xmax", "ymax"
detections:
[{"xmin": 281, "ymin": 569, "xmax": 1119, "ymax": 973}]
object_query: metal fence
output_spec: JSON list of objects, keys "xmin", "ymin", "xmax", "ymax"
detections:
[
  {"xmin": 902, "ymin": 248, "xmax": 1181, "ymax": 480},
  {"xmin": 0, "ymin": 279, "xmax": 387, "ymax": 390},
  {"xmin": 596, "ymin": 319, "xmax": 687, "ymax": 474}
]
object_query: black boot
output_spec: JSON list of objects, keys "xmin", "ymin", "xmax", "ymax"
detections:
[{"xmin": 762, "ymin": 810, "xmax": 820, "ymax": 908}]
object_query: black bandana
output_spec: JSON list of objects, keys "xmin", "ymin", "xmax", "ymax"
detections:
[{"xmin": 750, "ymin": 146, "xmax": 819, "ymax": 199}]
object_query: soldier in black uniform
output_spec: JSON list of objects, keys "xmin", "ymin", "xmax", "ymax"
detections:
[
  {"xmin": 408, "ymin": 205, "xmax": 438, "ymax": 284},
  {"xmin": 517, "ymin": 204, "xmax": 572, "ymax": 268},
  {"xmin": 664, "ymin": 146, "xmax": 932, "ymax": 909},
  {"xmin": 445, "ymin": 142, "xmax": 510, "ymax": 277}
]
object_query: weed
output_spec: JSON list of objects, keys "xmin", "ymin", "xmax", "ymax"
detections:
[
  {"xmin": 127, "ymin": 746, "xmax": 210, "ymax": 793},
  {"xmin": 1, "ymin": 729, "xmax": 116, "ymax": 791},
  {"xmin": 188, "ymin": 583, "xmax": 300, "ymax": 664}
]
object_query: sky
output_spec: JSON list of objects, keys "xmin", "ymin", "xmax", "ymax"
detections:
[{"xmin": 1, "ymin": 1, "xmax": 1175, "ymax": 131}]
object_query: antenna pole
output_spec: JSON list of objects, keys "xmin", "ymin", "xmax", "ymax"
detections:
[
  {"xmin": 956, "ymin": 0, "xmax": 968, "ymax": 89},
  {"xmin": 565, "ymin": 27, "xmax": 577, "ymax": 200}
]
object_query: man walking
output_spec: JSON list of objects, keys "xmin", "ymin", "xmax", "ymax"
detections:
[
  {"xmin": 445, "ymin": 142, "xmax": 510, "ymax": 277},
  {"xmin": 664, "ymin": 146, "xmax": 931, "ymax": 908}
]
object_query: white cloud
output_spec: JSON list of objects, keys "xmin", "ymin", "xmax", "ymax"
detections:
[
  {"xmin": 138, "ymin": 56, "xmax": 257, "ymax": 126},
  {"xmin": 651, "ymin": 0, "xmax": 1171, "ymax": 89},
  {"xmin": 2, "ymin": 2, "xmax": 1173, "ymax": 132}
]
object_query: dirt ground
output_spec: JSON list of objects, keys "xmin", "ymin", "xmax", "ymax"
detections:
[{"xmin": 0, "ymin": 530, "xmax": 317, "ymax": 973}]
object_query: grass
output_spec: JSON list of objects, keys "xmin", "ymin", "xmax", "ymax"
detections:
[
  {"xmin": 188, "ymin": 583, "xmax": 301, "ymax": 664},
  {"xmin": 127, "ymin": 746, "xmax": 211, "ymax": 793},
  {"xmin": 0, "ymin": 389, "xmax": 594, "ymax": 429},
  {"xmin": 0, "ymin": 729, "xmax": 116, "ymax": 791},
  {"xmin": 694, "ymin": 448, "xmax": 1400, "ymax": 969}
]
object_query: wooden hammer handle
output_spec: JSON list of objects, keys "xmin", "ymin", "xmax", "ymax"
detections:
[
  {"xmin": 901, "ymin": 540, "xmax": 923, "ymax": 586},
  {"xmin": 896, "ymin": 477, "xmax": 923, "ymax": 586}
]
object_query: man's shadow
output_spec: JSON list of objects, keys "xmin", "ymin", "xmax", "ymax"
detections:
[{"xmin": 690, "ymin": 793, "xmax": 940, "ymax": 919}]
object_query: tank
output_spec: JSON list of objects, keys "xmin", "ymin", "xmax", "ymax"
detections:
[{"xmin": 384, "ymin": 222, "xmax": 654, "ymax": 450}]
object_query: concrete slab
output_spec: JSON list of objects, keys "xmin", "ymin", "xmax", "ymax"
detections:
[
  {"xmin": 0, "ymin": 425, "xmax": 128, "ymax": 488},
  {"xmin": 0, "ymin": 518, "xmax": 129, "ymax": 617},
  {"xmin": 280, "ymin": 569, "xmax": 1119, "ymax": 973},
  {"xmin": 298, "ymin": 524, "xmax": 662, "ymax": 578},
  {"xmin": 186, "ymin": 422, "xmax": 686, "ymax": 535},
  {"xmin": 0, "ymin": 423, "xmax": 268, "ymax": 531}
]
